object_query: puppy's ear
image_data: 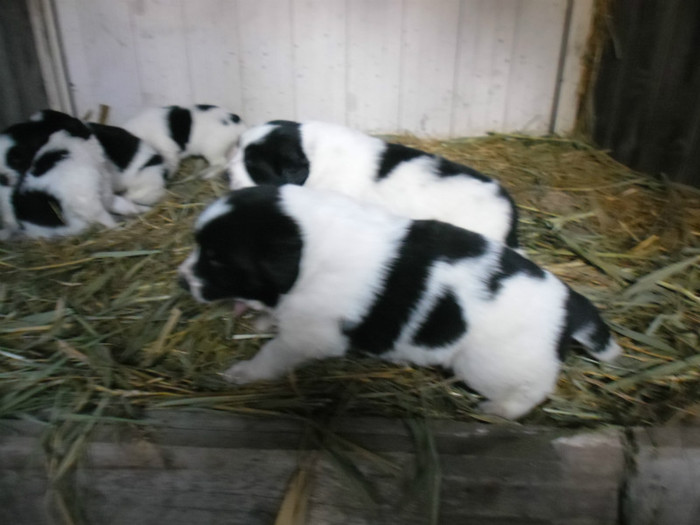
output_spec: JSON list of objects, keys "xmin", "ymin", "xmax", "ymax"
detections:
[{"xmin": 244, "ymin": 125, "xmax": 309, "ymax": 186}]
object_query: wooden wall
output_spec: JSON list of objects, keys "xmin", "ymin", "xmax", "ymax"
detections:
[
  {"xmin": 0, "ymin": 0, "xmax": 49, "ymax": 129},
  {"xmin": 594, "ymin": 0, "xmax": 700, "ymax": 187},
  {"xmin": 49, "ymin": 0, "xmax": 593, "ymax": 136}
]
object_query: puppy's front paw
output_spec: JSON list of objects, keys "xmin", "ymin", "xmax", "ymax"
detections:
[{"xmin": 222, "ymin": 360, "xmax": 276, "ymax": 384}]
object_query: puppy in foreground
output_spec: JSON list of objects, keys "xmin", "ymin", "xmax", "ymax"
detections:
[{"xmin": 178, "ymin": 185, "xmax": 620, "ymax": 419}]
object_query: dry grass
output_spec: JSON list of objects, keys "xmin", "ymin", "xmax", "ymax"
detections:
[{"xmin": 1, "ymin": 137, "xmax": 699, "ymax": 430}]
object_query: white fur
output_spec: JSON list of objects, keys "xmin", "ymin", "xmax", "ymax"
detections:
[
  {"xmin": 180, "ymin": 186, "xmax": 620, "ymax": 419},
  {"xmin": 0, "ymin": 135, "xmax": 19, "ymax": 239},
  {"xmin": 228, "ymin": 121, "xmax": 515, "ymax": 244},
  {"xmin": 110, "ymin": 139, "xmax": 168, "ymax": 207},
  {"xmin": 13, "ymin": 131, "xmax": 136, "ymax": 238},
  {"xmin": 124, "ymin": 105, "xmax": 247, "ymax": 174}
]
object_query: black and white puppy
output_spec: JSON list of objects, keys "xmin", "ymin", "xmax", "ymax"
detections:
[
  {"xmin": 12, "ymin": 129, "xmax": 142, "ymax": 238},
  {"xmin": 86, "ymin": 122, "xmax": 169, "ymax": 206},
  {"xmin": 178, "ymin": 185, "xmax": 620, "ymax": 419},
  {"xmin": 124, "ymin": 104, "xmax": 247, "ymax": 176},
  {"xmin": 0, "ymin": 112, "xmax": 90, "ymax": 237},
  {"xmin": 227, "ymin": 120, "xmax": 519, "ymax": 248},
  {"xmin": 32, "ymin": 110, "xmax": 169, "ymax": 207}
]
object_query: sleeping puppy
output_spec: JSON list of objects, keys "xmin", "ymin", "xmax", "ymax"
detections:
[
  {"xmin": 0, "ymin": 112, "xmax": 91, "ymax": 238},
  {"xmin": 86, "ymin": 122, "xmax": 169, "ymax": 206},
  {"xmin": 178, "ymin": 185, "xmax": 620, "ymax": 419},
  {"xmin": 124, "ymin": 104, "xmax": 246, "ymax": 176},
  {"xmin": 227, "ymin": 120, "xmax": 519, "ymax": 248},
  {"xmin": 11, "ymin": 129, "xmax": 142, "ymax": 238},
  {"xmin": 32, "ymin": 110, "xmax": 169, "ymax": 207}
]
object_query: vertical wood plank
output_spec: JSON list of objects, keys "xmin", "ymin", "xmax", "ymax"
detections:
[
  {"xmin": 452, "ymin": 0, "xmax": 520, "ymax": 136},
  {"xmin": 52, "ymin": 0, "xmax": 95, "ymax": 117},
  {"xmin": 399, "ymin": 0, "xmax": 461, "ymax": 136},
  {"xmin": 237, "ymin": 0, "xmax": 295, "ymax": 125},
  {"xmin": 129, "ymin": 0, "xmax": 192, "ymax": 111},
  {"xmin": 182, "ymin": 0, "xmax": 244, "ymax": 113},
  {"xmin": 552, "ymin": 0, "xmax": 594, "ymax": 135},
  {"xmin": 504, "ymin": 0, "xmax": 568, "ymax": 134},
  {"xmin": 346, "ymin": 0, "xmax": 403, "ymax": 133},
  {"xmin": 291, "ymin": 0, "xmax": 346, "ymax": 124}
]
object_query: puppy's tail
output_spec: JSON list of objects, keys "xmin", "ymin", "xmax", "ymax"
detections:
[{"xmin": 566, "ymin": 289, "xmax": 621, "ymax": 362}]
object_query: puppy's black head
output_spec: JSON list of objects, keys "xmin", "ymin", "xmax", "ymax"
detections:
[
  {"xmin": 2, "ymin": 111, "xmax": 90, "ymax": 175},
  {"xmin": 242, "ymin": 121, "xmax": 309, "ymax": 186},
  {"xmin": 181, "ymin": 186, "xmax": 303, "ymax": 306}
]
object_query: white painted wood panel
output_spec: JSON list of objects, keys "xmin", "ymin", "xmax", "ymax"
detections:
[
  {"xmin": 237, "ymin": 0, "xmax": 295, "ymax": 125},
  {"xmin": 49, "ymin": 0, "xmax": 593, "ymax": 136},
  {"xmin": 399, "ymin": 0, "xmax": 461, "ymax": 136},
  {"xmin": 452, "ymin": 0, "xmax": 519, "ymax": 136},
  {"xmin": 182, "ymin": 0, "xmax": 244, "ymax": 113},
  {"xmin": 346, "ymin": 0, "xmax": 403, "ymax": 133},
  {"xmin": 503, "ymin": 0, "xmax": 569, "ymax": 133},
  {"xmin": 292, "ymin": 0, "xmax": 347, "ymax": 124}
]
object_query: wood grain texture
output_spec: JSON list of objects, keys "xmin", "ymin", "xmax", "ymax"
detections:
[{"xmin": 46, "ymin": 0, "xmax": 591, "ymax": 136}]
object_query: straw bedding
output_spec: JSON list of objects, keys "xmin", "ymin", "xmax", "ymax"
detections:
[{"xmin": 1, "ymin": 135, "xmax": 699, "ymax": 428}]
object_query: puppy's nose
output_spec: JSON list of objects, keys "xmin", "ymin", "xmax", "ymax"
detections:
[{"xmin": 178, "ymin": 275, "xmax": 191, "ymax": 292}]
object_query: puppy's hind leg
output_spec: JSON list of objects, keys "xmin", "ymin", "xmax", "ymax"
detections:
[{"xmin": 451, "ymin": 345, "xmax": 559, "ymax": 420}]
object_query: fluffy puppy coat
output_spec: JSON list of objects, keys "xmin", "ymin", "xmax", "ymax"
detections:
[
  {"xmin": 0, "ymin": 112, "xmax": 91, "ymax": 237},
  {"xmin": 124, "ymin": 104, "xmax": 246, "ymax": 175},
  {"xmin": 11, "ymin": 129, "xmax": 141, "ymax": 238},
  {"xmin": 178, "ymin": 185, "xmax": 620, "ymax": 419},
  {"xmin": 227, "ymin": 120, "xmax": 519, "ymax": 247},
  {"xmin": 87, "ymin": 122, "xmax": 169, "ymax": 206}
]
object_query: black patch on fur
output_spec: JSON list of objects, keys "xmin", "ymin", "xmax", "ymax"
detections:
[
  {"xmin": 487, "ymin": 248, "xmax": 546, "ymax": 297},
  {"xmin": 229, "ymin": 113, "xmax": 241, "ymax": 124},
  {"xmin": 500, "ymin": 186, "xmax": 520, "ymax": 248},
  {"xmin": 88, "ymin": 123, "xmax": 139, "ymax": 170},
  {"xmin": 12, "ymin": 189, "xmax": 65, "ymax": 227},
  {"xmin": 193, "ymin": 186, "xmax": 302, "ymax": 307},
  {"xmin": 30, "ymin": 149, "xmax": 70, "ymax": 176},
  {"xmin": 0, "ymin": 173, "xmax": 9, "ymax": 187},
  {"xmin": 556, "ymin": 289, "xmax": 612, "ymax": 361},
  {"xmin": 244, "ymin": 122, "xmax": 309, "ymax": 186},
  {"xmin": 376, "ymin": 143, "xmax": 425, "ymax": 180},
  {"xmin": 437, "ymin": 157, "xmax": 491, "ymax": 183},
  {"xmin": 167, "ymin": 106, "xmax": 192, "ymax": 151},
  {"xmin": 345, "ymin": 220, "xmax": 487, "ymax": 354},
  {"xmin": 412, "ymin": 290, "xmax": 467, "ymax": 348},
  {"xmin": 2, "ymin": 112, "xmax": 88, "ymax": 175},
  {"xmin": 196, "ymin": 104, "xmax": 216, "ymax": 111},
  {"xmin": 144, "ymin": 153, "xmax": 164, "ymax": 168}
]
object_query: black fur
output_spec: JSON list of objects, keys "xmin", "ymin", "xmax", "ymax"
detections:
[
  {"xmin": 345, "ymin": 220, "xmax": 487, "ymax": 354},
  {"xmin": 376, "ymin": 143, "xmax": 424, "ymax": 180},
  {"xmin": 193, "ymin": 187, "xmax": 302, "ymax": 306},
  {"xmin": 143, "ymin": 153, "xmax": 164, "ymax": 168},
  {"xmin": 2, "ymin": 111, "xmax": 89, "ymax": 176},
  {"xmin": 12, "ymin": 189, "xmax": 65, "ymax": 227},
  {"xmin": 0, "ymin": 174, "xmax": 9, "ymax": 187},
  {"xmin": 167, "ymin": 106, "xmax": 192, "ymax": 152},
  {"xmin": 30, "ymin": 149, "xmax": 70, "ymax": 176},
  {"xmin": 229, "ymin": 113, "xmax": 241, "ymax": 124},
  {"xmin": 196, "ymin": 104, "xmax": 216, "ymax": 111},
  {"xmin": 556, "ymin": 289, "xmax": 613, "ymax": 360},
  {"xmin": 487, "ymin": 248, "xmax": 545, "ymax": 296},
  {"xmin": 244, "ymin": 122, "xmax": 309, "ymax": 186},
  {"xmin": 88, "ymin": 123, "xmax": 139, "ymax": 171},
  {"xmin": 437, "ymin": 157, "xmax": 492, "ymax": 183},
  {"xmin": 412, "ymin": 290, "xmax": 467, "ymax": 348}
]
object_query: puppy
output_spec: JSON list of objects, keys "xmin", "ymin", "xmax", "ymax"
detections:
[
  {"xmin": 178, "ymin": 185, "xmax": 620, "ymax": 419},
  {"xmin": 87, "ymin": 122, "xmax": 169, "ymax": 206},
  {"xmin": 12, "ymin": 129, "xmax": 140, "ymax": 238},
  {"xmin": 124, "ymin": 104, "xmax": 246, "ymax": 176},
  {"xmin": 0, "ymin": 112, "xmax": 90, "ymax": 238},
  {"xmin": 227, "ymin": 120, "xmax": 519, "ymax": 247}
]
